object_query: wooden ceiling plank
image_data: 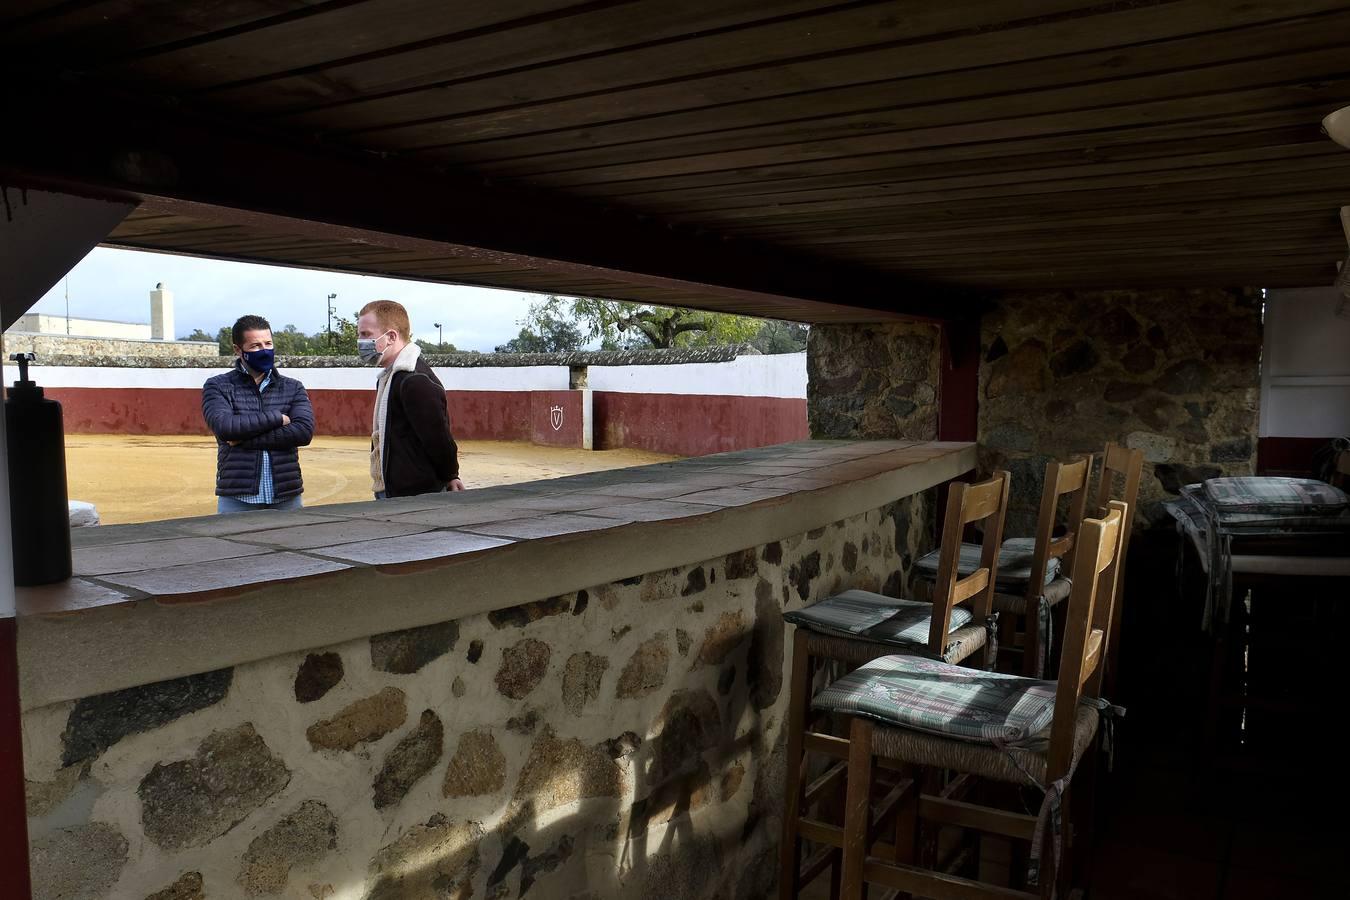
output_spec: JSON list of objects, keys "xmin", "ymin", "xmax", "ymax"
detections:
[
  {"xmin": 670, "ymin": 154, "xmax": 1350, "ymax": 222},
  {"xmin": 609, "ymin": 143, "xmax": 1342, "ymax": 216},
  {"xmin": 1, "ymin": 1, "xmax": 362, "ymax": 60},
  {"xmin": 465, "ymin": 51, "xmax": 1350, "ymax": 181},
  {"xmin": 523, "ymin": 106, "xmax": 1324, "ymax": 192},
  {"xmin": 104, "ymin": 0, "xmax": 590, "ymax": 86},
  {"xmin": 385, "ymin": 9, "xmax": 1350, "ymax": 156},
  {"xmin": 242, "ymin": 0, "xmax": 1099, "ymax": 125}
]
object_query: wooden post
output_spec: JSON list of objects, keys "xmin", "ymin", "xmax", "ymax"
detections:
[
  {"xmin": 0, "ymin": 358, "xmax": 33, "ymax": 900},
  {"xmin": 939, "ymin": 317, "xmax": 980, "ymax": 442}
]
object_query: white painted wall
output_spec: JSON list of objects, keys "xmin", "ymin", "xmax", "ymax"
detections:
[
  {"xmin": 26, "ymin": 352, "xmax": 809, "ymax": 397},
  {"xmin": 586, "ymin": 352, "xmax": 806, "ymax": 398},
  {"xmin": 7, "ymin": 313, "xmax": 151, "ymax": 340},
  {"xmin": 1261, "ymin": 287, "xmax": 1350, "ymax": 437}
]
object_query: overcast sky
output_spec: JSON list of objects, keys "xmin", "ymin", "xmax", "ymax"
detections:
[{"xmin": 30, "ymin": 246, "xmax": 550, "ymax": 352}]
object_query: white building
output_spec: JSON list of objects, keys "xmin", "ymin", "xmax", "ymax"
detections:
[{"xmin": 7, "ymin": 283, "xmax": 176, "ymax": 341}]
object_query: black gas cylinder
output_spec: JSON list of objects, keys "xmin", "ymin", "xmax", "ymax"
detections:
[{"xmin": 5, "ymin": 352, "xmax": 71, "ymax": 586}]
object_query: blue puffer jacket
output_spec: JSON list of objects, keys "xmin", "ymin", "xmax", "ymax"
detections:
[{"xmin": 201, "ymin": 364, "xmax": 314, "ymax": 499}]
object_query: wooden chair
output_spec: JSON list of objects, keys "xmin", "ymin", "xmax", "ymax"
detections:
[
  {"xmin": 822, "ymin": 501, "xmax": 1129, "ymax": 900},
  {"xmin": 999, "ymin": 457, "xmax": 1092, "ymax": 676},
  {"xmin": 1092, "ymin": 443, "xmax": 1143, "ymax": 697},
  {"xmin": 777, "ymin": 471, "xmax": 1010, "ymax": 900}
]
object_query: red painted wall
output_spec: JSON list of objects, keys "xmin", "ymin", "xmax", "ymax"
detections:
[
  {"xmin": 593, "ymin": 392, "xmax": 807, "ymax": 457},
  {"xmin": 529, "ymin": 391, "xmax": 585, "ymax": 448},
  {"xmin": 49, "ymin": 388, "xmax": 536, "ymax": 442},
  {"xmin": 48, "ymin": 387, "xmax": 808, "ymax": 456},
  {"xmin": 1257, "ymin": 436, "xmax": 1342, "ymax": 478}
]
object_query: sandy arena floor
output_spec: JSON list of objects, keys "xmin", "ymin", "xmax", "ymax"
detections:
[{"xmin": 65, "ymin": 434, "xmax": 679, "ymax": 525}]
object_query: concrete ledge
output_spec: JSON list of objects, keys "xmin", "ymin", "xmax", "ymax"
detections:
[{"xmin": 16, "ymin": 440, "xmax": 974, "ymax": 709}]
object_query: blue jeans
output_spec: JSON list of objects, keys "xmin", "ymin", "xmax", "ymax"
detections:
[{"xmin": 217, "ymin": 494, "xmax": 304, "ymax": 514}]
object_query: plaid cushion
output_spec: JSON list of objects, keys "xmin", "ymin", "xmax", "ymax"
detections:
[
  {"xmin": 1180, "ymin": 484, "xmax": 1350, "ymax": 531},
  {"xmin": 783, "ymin": 590, "xmax": 972, "ymax": 649},
  {"xmin": 812, "ymin": 654, "xmax": 1056, "ymax": 745},
  {"xmin": 1202, "ymin": 477, "xmax": 1347, "ymax": 515},
  {"xmin": 913, "ymin": 537, "xmax": 1060, "ymax": 588}
]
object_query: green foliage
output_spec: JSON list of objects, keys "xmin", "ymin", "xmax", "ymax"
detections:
[
  {"xmin": 178, "ymin": 328, "xmax": 217, "ymax": 343},
  {"xmin": 416, "ymin": 339, "xmax": 460, "ymax": 354},
  {"xmin": 204, "ymin": 314, "xmax": 361, "ymax": 356},
  {"xmin": 495, "ymin": 302, "xmax": 586, "ymax": 353},
  {"xmin": 517, "ymin": 296, "xmax": 804, "ymax": 352},
  {"xmin": 749, "ymin": 320, "xmax": 809, "ymax": 354}
]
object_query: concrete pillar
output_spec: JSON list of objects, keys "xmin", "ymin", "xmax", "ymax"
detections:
[
  {"xmin": 569, "ymin": 365, "xmax": 593, "ymax": 449},
  {"xmin": 150, "ymin": 282, "xmax": 174, "ymax": 340}
]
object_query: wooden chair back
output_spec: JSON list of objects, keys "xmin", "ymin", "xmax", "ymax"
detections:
[
  {"xmin": 1093, "ymin": 443, "xmax": 1144, "ymax": 535},
  {"xmin": 928, "ymin": 471, "xmax": 1010, "ymax": 658},
  {"xmin": 1046, "ymin": 501, "xmax": 1128, "ymax": 782},
  {"xmin": 1094, "ymin": 443, "xmax": 1143, "ymax": 695},
  {"xmin": 1026, "ymin": 455, "xmax": 1092, "ymax": 598}
]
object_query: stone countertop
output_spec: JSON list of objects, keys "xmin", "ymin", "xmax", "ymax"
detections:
[{"xmin": 16, "ymin": 440, "xmax": 974, "ymax": 709}]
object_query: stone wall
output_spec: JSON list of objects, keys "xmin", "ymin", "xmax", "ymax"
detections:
[
  {"xmin": 806, "ymin": 323, "xmax": 940, "ymax": 440},
  {"xmin": 3, "ymin": 332, "xmax": 218, "ymax": 359},
  {"xmin": 22, "ymin": 499, "xmax": 931, "ymax": 900},
  {"xmin": 980, "ymin": 288, "xmax": 1262, "ymax": 532}
]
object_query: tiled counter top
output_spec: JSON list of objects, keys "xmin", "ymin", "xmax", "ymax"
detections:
[{"xmin": 18, "ymin": 440, "xmax": 973, "ymax": 709}]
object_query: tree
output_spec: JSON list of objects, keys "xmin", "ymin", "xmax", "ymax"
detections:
[
  {"xmin": 525, "ymin": 296, "xmax": 763, "ymax": 350},
  {"xmin": 749, "ymin": 320, "xmax": 809, "ymax": 354},
  {"xmin": 495, "ymin": 301, "xmax": 586, "ymax": 353},
  {"xmin": 416, "ymin": 339, "xmax": 460, "ymax": 354},
  {"xmin": 179, "ymin": 328, "xmax": 217, "ymax": 343}
]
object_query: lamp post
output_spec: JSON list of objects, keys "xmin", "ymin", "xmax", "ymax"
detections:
[
  {"xmin": 326, "ymin": 293, "xmax": 338, "ymax": 350},
  {"xmin": 434, "ymin": 322, "xmax": 443, "ymax": 350}
]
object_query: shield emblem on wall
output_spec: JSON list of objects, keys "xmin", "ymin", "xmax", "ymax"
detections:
[{"xmin": 549, "ymin": 405, "xmax": 564, "ymax": 431}]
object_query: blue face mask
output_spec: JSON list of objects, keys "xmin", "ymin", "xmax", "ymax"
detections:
[{"xmin": 242, "ymin": 347, "xmax": 275, "ymax": 373}]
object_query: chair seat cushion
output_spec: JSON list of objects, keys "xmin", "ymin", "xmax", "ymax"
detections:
[
  {"xmin": 1202, "ymin": 476, "xmax": 1348, "ymax": 515},
  {"xmin": 783, "ymin": 590, "xmax": 972, "ymax": 651},
  {"xmin": 868, "ymin": 701, "xmax": 1100, "ymax": 787},
  {"xmin": 913, "ymin": 537, "xmax": 1061, "ymax": 588},
  {"xmin": 992, "ymin": 576, "xmax": 1072, "ymax": 614},
  {"xmin": 804, "ymin": 621, "xmax": 988, "ymax": 666},
  {"xmin": 812, "ymin": 654, "xmax": 1057, "ymax": 744}
]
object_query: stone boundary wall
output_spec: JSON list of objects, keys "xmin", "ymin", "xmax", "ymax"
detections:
[
  {"xmin": 22, "ymin": 497, "xmax": 931, "ymax": 900},
  {"xmin": 3, "ymin": 333, "xmax": 217, "ymax": 359},
  {"xmin": 26, "ymin": 347, "xmax": 759, "ymax": 369}
]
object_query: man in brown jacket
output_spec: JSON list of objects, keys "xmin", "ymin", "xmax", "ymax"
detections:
[{"xmin": 357, "ymin": 299, "xmax": 464, "ymax": 498}]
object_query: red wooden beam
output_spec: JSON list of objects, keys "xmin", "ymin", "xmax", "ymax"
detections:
[
  {"xmin": 0, "ymin": 616, "xmax": 32, "ymax": 900},
  {"xmin": 938, "ymin": 318, "xmax": 979, "ymax": 442}
]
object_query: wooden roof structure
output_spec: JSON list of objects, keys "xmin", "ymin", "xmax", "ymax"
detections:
[{"xmin": 3, "ymin": 0, "xmax": 1349, "ymax": 322}]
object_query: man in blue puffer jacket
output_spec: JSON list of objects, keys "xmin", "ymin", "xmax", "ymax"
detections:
[{"xmin": 202, "ymin": 315, "xmax": 315, "ymax": 513}]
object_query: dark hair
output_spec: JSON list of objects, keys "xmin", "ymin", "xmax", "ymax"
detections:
[{"xmin": 231, "ymin": 315, "xmax": 272, "ymax": 348}]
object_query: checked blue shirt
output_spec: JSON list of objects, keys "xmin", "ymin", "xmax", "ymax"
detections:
[{"xmin": 237, "ymin": 369, "xmax": 276, "ymax": 505}]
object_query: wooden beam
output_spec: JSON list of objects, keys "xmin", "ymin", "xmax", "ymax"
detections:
[
  {"xmin": 0, "ymin": 618, "xmax": 31, "ymax": 900},
  {"xmin": 863, "ymin": 859, "xmax": 1037, "ymax": 900},
  {"xmin": 918, "ymin": 795, "xmax": 1039, "ymax": 841},
  {"xmin": 0, "ymin": 82, "xmax": 959, "ymax": 323}
]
